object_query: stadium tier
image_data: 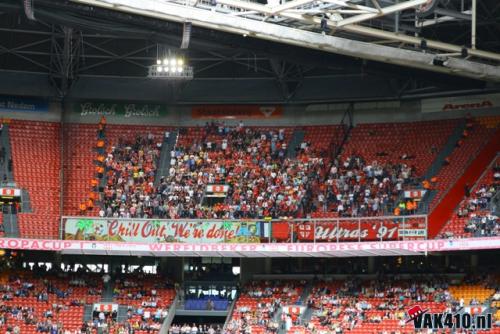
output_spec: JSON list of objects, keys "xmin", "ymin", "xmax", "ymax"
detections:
[
  {"xmin": 1, "ymin": 1, "xmax": 500, "ymax": 333},
  {"xmin": 10, "ymin": 121, "xmax": 62, "ymax": 239},
  {"xmin": 0, "ymin": 263, "xmax": 499, "ymax": 334},
  {"xmin": 0, "ymin": 117, "xmax": 497, "ymax": 241},
  {"xmin": 438, "ymin": 157, "xmax": 499, "ymax": 238}
]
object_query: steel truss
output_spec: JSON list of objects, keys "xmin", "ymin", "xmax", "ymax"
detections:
[{"xmin": 69, "ymin": 0, "xmax": 500, "ymax": 81}]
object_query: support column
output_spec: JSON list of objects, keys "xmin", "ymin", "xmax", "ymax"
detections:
[
  {"xmin": 161, "ymin": 257, "xmax": 184, "ymax": 283},
  {"xmin": 367, "ymin": 257, "xmax": 375, "ymax": 273},
  {"xmin": 264, "ymin": 258, "xmax": 272, "ymax": 274},
  {"xmin": 470, "ymin": 254, "xmax": 478, "ymax": 269}
]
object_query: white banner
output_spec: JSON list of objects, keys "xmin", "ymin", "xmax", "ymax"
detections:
[
  {"xmin": 0, "ymin": 237, "xmax": 499, "ymax": 257},
  {"xmin": 398, "ymin": 229, "xmax": 427, "ymax": 237},
  {"xmin": 93, "ymin": 303, "xmax": 119, "ymax": 313},
  {"xmin": 421, "ymin": 93, "xmax": 500, "ymax": 113},
  {"xmin": 283, "ymin": 305, "xmax": 305, "ymax": 315},
  {"xmin": 64, "ymin": 218, "xmax": 264, "ymax": 243},
  {"xmin": 0, "ymin": 188, "xmax": 21, "ymax": 197},
  {"xmin": 206, "ymin": 185, "xmax": 229, "ymax": 193},
  {"xmin": 404, "ymin": 190, "xmax": 426, "ymax": 199}
]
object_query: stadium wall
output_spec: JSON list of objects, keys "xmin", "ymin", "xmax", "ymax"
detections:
[{"xmin": 0, "ymin": 93, "xmax": 498, "ymax": 126}]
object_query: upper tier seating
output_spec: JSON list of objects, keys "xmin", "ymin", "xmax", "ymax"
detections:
[
  {"xmin": 63, "ymin": 123, "xmax": 101, "ymax": 217},
  {"xmin": 4, "ymin": 117, "xmax": 496, "ymax": 240},
  {"xmin": 10, "ymin": 121, "xmax": 61, "ymax": 239},
  {"xmin": 63, "ymin": 124, "xmax": 171, "ymax": 218},
  {"xmin": 439, "ymin": 156, "xmax": 499, "ymax": 238},
  {"xmin": 429, "ymin": 120, "xmax": 497, "ymax": 210},
  {"xmin": 157, "ymin": 125, "xmax": 322, "ymax": 219},
  {"xmin": 342, "ymin": 120, "xmax": 458, "ymax": 176}
]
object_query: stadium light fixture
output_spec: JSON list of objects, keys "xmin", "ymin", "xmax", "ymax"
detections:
[{"xmin": 148, "ymin": 46, "xmax": 193, "ymax": 80}]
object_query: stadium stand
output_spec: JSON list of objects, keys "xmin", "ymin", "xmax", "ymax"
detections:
[
  {"xmin": 341, "ymin": 120, "xmax": 458, "ymax": 176},
  {"xmin": 226, "ymin": 280, "xmax": 303, "ymax": 334},
  {"xmin": 429, "ymin": 119, "xmax": 498, "ymax": 211},
  {"xmin": 63, "ymin": 123, "xmax": 102, "ymax": 217},
  {"xmin": 0, "ymin": 267, "xmax": 102, "ymax": 333},
  {"xmin": 10, "ymin": 121, "xmax": 61, "ymax": 239},
  {"xmin": 224, "ymin": 275, "xmax": 500, "ymax": 334},
  {"xmin": 67, "ymin": 120, "xmax": 465, "ymax": 222},
  {"xmin": 112, "ymin": 273, "xmax": 176, "ymax": 333},
  {"xmin": 0, "ymin": 115, "xmax": 495, "ymax": 240},
  {"xmin": 64, "ymin": 124, "xmax": 171, "ymax": 219},
  {"xmin": 2, "ymin": 3, "xmax": 500, "ymax": 334},
  {"xmin": 439, "ymin": 156, "xmax": 499, "ymax": 238}
]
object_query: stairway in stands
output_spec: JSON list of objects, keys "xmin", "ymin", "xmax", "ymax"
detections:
[
  {"xmin": 423, "ymin": 119, "xmax": 466, "ymax": 181},
  {"xmin": 286, "ymin": 129, "xmax": 305, "ymax": 158},
  {"xmin": 1, "ymin": 124, "xmax": 14, "ymax": 183},
  {"xmin": 1, "ymin": 124, "xmax": 20, "ymax": 237},
  {"xmin": 3, "ymin": 212, "xmax": 19, "ymax": 237},
  {"xmin": 155, "ymin": 130, "xmax": 178, "ymax": 184},
  {"xmin": 82, "ymin": 304, "xmax": 93, "ymax": 323},
  {"xmin": 102, "ymin": 280, "xmax": 114, "ymax": 302},
  {"xmin": 417, "ymin": 119, "xmax": 467, "ymax": 213},
  {"xmin": 63, "ymin": 123, "xmax": 103, "ymax": 217}
]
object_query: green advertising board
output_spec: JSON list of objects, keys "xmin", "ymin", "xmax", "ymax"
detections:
[{"xmin": 76, "ymin": 101, "xmax": 168, "ymax": 118}]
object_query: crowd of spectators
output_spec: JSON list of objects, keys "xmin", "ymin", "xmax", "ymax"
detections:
[
  {"xmin": 102, "ymin": 134, "xmax": 162, "ymax": 218},
  {"xmin": 225, "ymin": 280, "xmax": 303, "ymax": 334},
  {"xmin": 456, "ymin": 172, "xmax": 499, "ymax": 237},
  {"xmin": 156, "ymin": 124, "xmax": 324, "ymax": 219},
  {"xmin": 92, "ymin": 120, "xmax": 430, "ymax": 221},
  {"xmin": 292, "ymin": 275, "xmax": 498, "ymax": 334},
  {"xmin": 169, "ymin": 324, "xmax": 222, "ymax": 334},
  {"xmin": 308, "ymin": 276, "xmax": 452, "ymax": 324},
  {"xmin": 0, "ymin": 264, "xmax": 104, "ymax": 334},
  {"xmin": 308, "ymin": 155, "xmax": 415, "ymax": 217}
]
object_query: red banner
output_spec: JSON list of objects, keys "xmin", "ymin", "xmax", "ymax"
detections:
[
  {"xmin": 297, "ymin": 222, "xmax": 400, "ymax": 241},
  {"xmin": 191, "ymin": 105, "xmax": 283, "ymax": 119},
  {"xmin": 271, "ymin": 221, "xmax": 425, "ymax": 242},
  {"xmin": 93, "ymin": 303, "xmax": 118, "ymax": 313}
]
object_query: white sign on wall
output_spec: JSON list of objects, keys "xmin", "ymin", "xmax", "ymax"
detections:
[{"xmin": 421, "ymin": 93, "xmax": 500, "ymax": 113}]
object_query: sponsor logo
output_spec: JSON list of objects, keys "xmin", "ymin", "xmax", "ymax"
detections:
[
  {"xmin": 79, "ymin": 102, "xmax": 166, "ymax": 117},
  {"xmin": 407, "ymin": 305, "xmax": 492, "ymax": 330},
  {"xmin": 123, "ymin": 104, "xmax": 161, "ymax": 118},
  {"xmin": 80, "ymin": 102, "xmax": 117, "ymax": 116},
  {"xmin": 442, "ymin": 100, "xmax": 493, "ymax": 111},
  {"xmin": 259, "ymin": 106, "xmax": 277, "ymax": 117}
]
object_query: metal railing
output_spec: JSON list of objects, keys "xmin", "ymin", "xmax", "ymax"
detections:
[
  {"xmin": 159, "ymin": 295, "xmax": 179, "ymax": 334},
  {"xmin": 222, "ymin": 293, "xmax": 238, "ymax": 332},
  {"xmin": 60, "ymin": 214, "xmax": 428, "ymax": 243}
]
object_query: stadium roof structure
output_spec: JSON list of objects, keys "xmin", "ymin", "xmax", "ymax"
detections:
[{"xmin": 0, "ymin": 0, "xmax": 499, "ymax": 103}]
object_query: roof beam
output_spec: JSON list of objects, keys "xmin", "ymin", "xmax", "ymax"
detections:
[
  {"xmin": 322, "ymin": 0, "xmax": 379, "ymax": 13},
  {"xmin": 201, "ymin": 0, "xmax": 500, "ymax": 62},
  {"xmin": 336, "ymin": 0, "xmax": 428, "ymax": 27},
  {"xmin": 69, "ymin": 0, "xmax": 500, "ymax": 81},
  {"xmin": 270, "ymin": 0, "xmax": 317, "ymax": 14}
]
